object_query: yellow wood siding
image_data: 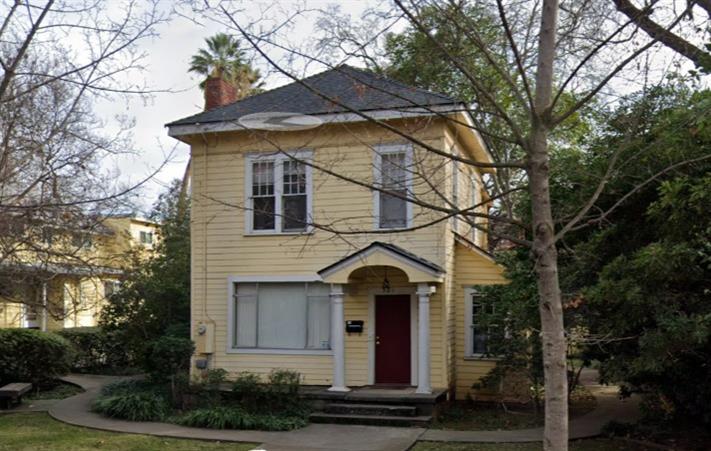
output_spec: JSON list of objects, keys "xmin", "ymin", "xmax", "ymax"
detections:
[{"xmin": 452, "ymin": 241, "xmax": 507, "ymax": 399}]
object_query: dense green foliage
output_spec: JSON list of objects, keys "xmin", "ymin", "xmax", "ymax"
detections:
[
  {"xmin": 0, "ymin": 329, "xmax": 74, "ymax": 386},
  {"xmin": 480, "ymin": 86, "xmax": 711, "ymax": 425},
  {"xmin": 100, "ymin": 180, "xmax": 191, "ymax": 374},
  {"xmin": 144, "ymin": 336, "xmax": 194, "ymax": 382},
  {"xmin": 174, "ymin": 407, "xmax": 306, "ymax": 431},
  {"xmin": 92, "ymin": 370, "xmax": 308, "ymax": 431},
  {"xmin": 230, "ymin": 370, "xmax": 305, "ymax": 416},
  {"xmin": 57, "ymin": 327, "xmax": 136, "ymax": 374}
]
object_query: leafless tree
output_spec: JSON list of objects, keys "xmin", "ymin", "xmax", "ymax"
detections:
[
  {"xmin": 176, "ymin": 1, "xmax": 710, "ymax": 449},
  {"xmin": 0, "ymin": 1, "xmax": 171, "ymax": 323}
]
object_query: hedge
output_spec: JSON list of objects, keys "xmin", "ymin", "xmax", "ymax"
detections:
[
  {"xmin": 0, "ymin": 328, "xmax": 74, "ymax": 386},
  {"xmin": 57, "ymin": 327, "xmax": 136, "ymax": 374}
]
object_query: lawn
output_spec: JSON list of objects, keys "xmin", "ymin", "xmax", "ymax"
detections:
[
  {"xmin": 0, "ymin": 413, "xmax": 257, "ymax": 451},
  {"xmin": 412, "ymin": 439, "xmax": 656, "ymax": 451}
]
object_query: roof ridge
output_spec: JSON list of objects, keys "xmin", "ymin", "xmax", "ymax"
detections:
[{"xmin": 337, "ymin": 64, "xmax": 460, "ymax": 103}]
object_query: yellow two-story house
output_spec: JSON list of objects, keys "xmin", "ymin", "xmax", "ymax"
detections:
[
  {"xmin": 0, "ymin": 215, "xmax": 158, "ymax": 330},
  {"xmin": 167, "ymin": 65, "xmax": 507, "ymax": 401}
]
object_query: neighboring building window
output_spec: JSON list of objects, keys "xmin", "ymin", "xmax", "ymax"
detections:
[
  {"xmin": 232, "ymin": 282, "xmax": 330, "ymax": 350},
  {"xmin": 72, "ymin": 233, "xmax": 92, "ymax": 249},
  {"xmin": 104, "ymin": 281, "xmax": 121, "ymax": 298},
  {"xmin": 139, "ymin": 230, "xmax": 154, "ymax": 244},
  {"xmin": 465, "ymin": 288, "xmax": 496, "ymax": 357},
  {"xmin": 374, "ymin": 144, "xmax": 412, "ymax": 229},
  {"xmin": 246, "ymin": 153, "xmax": 312, "ymax": 233}
]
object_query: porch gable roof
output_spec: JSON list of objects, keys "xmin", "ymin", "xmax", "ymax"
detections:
[{"xmin": 318, "ymin": 241, "xmax": 445, "ymax": 284}]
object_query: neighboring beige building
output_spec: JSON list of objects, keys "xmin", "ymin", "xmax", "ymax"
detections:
[
  {"xmin": 168, "ymin": 65, "xmax": 507, "ymax": 401},
  {"xmin": 0, "ymin": 216, "xmax": 159, "ymax": 330}
]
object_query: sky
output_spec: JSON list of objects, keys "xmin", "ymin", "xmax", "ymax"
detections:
[{"xmin": 98, "ymin": 1, "xmax": 379, "ymax": 213}]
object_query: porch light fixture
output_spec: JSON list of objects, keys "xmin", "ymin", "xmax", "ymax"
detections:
[{"xmin": 382, "ymin": 268, "xmax": 391, "ymax": 293}]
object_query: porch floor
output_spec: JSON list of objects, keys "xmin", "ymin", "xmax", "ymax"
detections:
[{"xmin": 299, "ymin": 385, "xmax": 448, "ymax": 404}]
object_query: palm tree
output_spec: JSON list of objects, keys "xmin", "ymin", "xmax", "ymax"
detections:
[{"xmin": 189, "ymin": 33, "xmax": 261, "ymax": 98}]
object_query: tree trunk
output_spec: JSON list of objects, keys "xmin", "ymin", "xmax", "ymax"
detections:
[
  {"xmin": 530, "ymin": 0, "xmax": 569, "ymax": 450},
  {"xmin": 529, "ymin": 125, "xmax": 569, "ymax": 450}
]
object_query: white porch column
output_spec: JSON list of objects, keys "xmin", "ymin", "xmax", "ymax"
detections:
[
  {"xmin": 416, "ymin": 283, "xmax": 433, "ymax": 394},
  {"xmin": 328, "ymin": 283, "xmax": 349, "ymax": 392}
]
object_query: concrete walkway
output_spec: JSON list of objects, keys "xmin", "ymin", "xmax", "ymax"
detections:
[
  {"xmin": 49, "ymin": 375, "xmax": 424, "ymax": 451},
  {"xmin": 46, "ymin": 373, "xmax": 639, "ymax": 450}
]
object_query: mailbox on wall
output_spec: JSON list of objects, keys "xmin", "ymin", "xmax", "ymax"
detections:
[{"xmin": 345, "ymin": 320, "xmax": 364, "ymax": 334}]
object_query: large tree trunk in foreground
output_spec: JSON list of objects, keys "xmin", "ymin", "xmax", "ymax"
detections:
[{"xmin": 530, "ymin": 0, "xmax": 569, "ymax": 450}]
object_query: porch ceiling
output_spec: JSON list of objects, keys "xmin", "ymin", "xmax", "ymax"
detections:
[{"xmin": 318, "ymin": 242, "xmax": 444, "ymax": 284}]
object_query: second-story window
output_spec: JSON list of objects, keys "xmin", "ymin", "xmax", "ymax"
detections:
[
  {"xmin": 247, "ymin": 152, "xmax": 312, "ymax": 234},
  {"xmin": 374, "ymin": 144, "xmax": 412, "ymax": 230},
  {"xmin": 139, "ymin": 231, "xmax": 154, "ymax": 244}
]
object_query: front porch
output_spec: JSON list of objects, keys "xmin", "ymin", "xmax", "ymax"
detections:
[
  {"xmin": 318, "ymin": 242, "xmax": 446, "ymax": 396},
  {"xmin": 301, "ymin": 385, "xmax": 448, "ymax": 427}
]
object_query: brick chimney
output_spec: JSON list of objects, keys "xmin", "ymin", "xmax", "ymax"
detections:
[{"xmin": 204, "ymin": 76, "xmax": 237, "ymax": 110}]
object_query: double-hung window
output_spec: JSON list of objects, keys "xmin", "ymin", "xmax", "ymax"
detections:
[
  {"xmin": 374, "ymin": 144, "xmax": 412, "ymax": 229},
  {"xmin": 464, "ymin": 288, "xmax": 496, "ymax": 357},
  {"xmin": 247, "ymin": 152, "xmax": 312, "ymax": 233},
  {"xmin": 232, "ymin": 282, "xmax": 331, "ymax": 352}
]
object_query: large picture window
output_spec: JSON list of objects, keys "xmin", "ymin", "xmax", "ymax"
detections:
[
  {"xmin": 246, "ymin": 152, "xmax": 312, "ymax": 233},
  {"xmin": 374, "ymin": 144, "xmax": 412, "ymax": 229},
  {"xmin": 232, "ymin": 282, "xmax": 330, "ymax": 351}
]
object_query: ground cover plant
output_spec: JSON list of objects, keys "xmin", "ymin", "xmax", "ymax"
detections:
[
  {"xmin": 432, "ymin": 387, "xmax": 596, "ymax": 431},
  {"xmin": 92, "ymin": 369, "xmax": 309, "ymax": 431},
  {"xmin": 25, "ymin": 381, "xmax": 84, "ymax": 401}
]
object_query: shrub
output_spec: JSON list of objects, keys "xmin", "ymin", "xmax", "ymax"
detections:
[
  {"xmin": 0, "ymin": 329, "xmax": 74, "ymax": 386},
  {"xmin": 230, "ymin": 369, "xmax": 306, "ymax": 416},
  {"xmin": 92, "ymin": 392, "xmax": 171, "ymax": 421},
  {"xmin": 57, "ymin": 327, "xmax": 136, "ymax": 374},
  {"xmin": 143, "ymin": 336, "xmax": 194, "ymax": 382},
  {"xmin": 175, "ymin": 406, "xmax": 306, "ymax": 431}
]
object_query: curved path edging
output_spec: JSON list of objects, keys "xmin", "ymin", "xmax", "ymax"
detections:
[{"xmin": 49, "ymin": 374, "xmax": 639, "ymax": 450}]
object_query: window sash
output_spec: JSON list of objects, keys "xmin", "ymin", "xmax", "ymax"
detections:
[
  {"xmin": 375, "ymin": 146, "xmax": 411, "ymax": 229},
  {"xmin": 233, "ymin": 282, "xmax": 330, "ymax": 350},
  {"xmin": 247, "ymin": 155, "xmax": 311, "ymax": 233}
]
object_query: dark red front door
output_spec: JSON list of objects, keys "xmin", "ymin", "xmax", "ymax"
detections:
[{"xmin": 375, "ymin": 294, "xmax": 411, "ymax": 384}]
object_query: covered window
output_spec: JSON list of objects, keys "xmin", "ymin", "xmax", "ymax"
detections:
[
  {"xmin": 247, "ymin": 153, "xmax": 312, "ymax": 233},
  {"xmin": 374, "ymin": 144, "xmax": 412, "ymax": 229},
  {"xmin": 232, "ymin": 282, "xmax": 330, "ymax": 351},
  {"xmin": 103, "ymin": 280, "xmax": 121, "ymax": 299}
]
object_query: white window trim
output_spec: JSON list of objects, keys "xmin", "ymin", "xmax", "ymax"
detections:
[
  {"xmin": 372, "ymin": 143, "xmax": 414, "ymax": 231},
  {"xmin": 244, "ymin": 150, "xmax": 314, "ymax": 235},
  {"xmin": 226, "ymin": 275, "xmax": 333, "ymax": 356},
  {"xmin": 463, "ymin": 286, "xmax": 499, "ymax": 360}
]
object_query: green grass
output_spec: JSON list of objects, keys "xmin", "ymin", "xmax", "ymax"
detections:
[
  {"xmin": 0, "ymin": 413, "xmax": 257, "ymax": 451},
  {"xmin": 412, "ymin": 439, "xmax": 656, "ymax": 451}
]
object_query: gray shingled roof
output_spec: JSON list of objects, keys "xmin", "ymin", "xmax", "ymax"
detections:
[{"xmin": 167, "ymin": 65, "xmax": 461, "ymax": 127}]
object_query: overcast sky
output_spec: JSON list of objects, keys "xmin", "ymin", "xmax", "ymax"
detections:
[{"xmin": 98, "ymin": 1, "xmax": 377, "ymax": 213}]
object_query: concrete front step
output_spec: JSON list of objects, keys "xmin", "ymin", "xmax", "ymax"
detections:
[
  {"xmin": 309, "ymin": 412, "xmax": 432, "ymax": 427},
  {"xmin": 323, "ymin": 403, "xmax": 417, "ymax": 417}
]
